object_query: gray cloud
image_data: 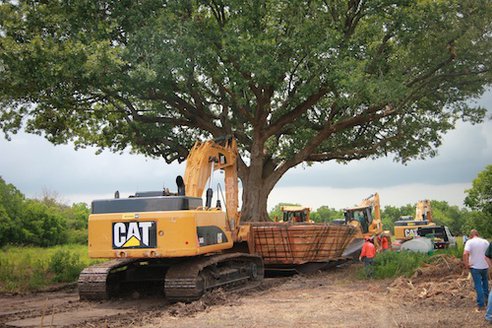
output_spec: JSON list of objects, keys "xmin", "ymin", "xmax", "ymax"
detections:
[
  {"xmin": 0, "ymin": 134, "xmax": 184, "ymax": 198},
  {"xmin": 279, "ymin": 98, "xmax": 492, "ymax": 189}
]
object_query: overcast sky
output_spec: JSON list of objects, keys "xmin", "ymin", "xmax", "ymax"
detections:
[{"xmin": 0, "ymin": 92, "xmax": 491, "ymax": 211}]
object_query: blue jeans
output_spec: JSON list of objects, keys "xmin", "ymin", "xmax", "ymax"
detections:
[
  {"xmin": 363, "ymin": 257, "xmax": 374, "ymax": 278},
  {"xmin": 486, "ymin": 292, "xmax": 492, "ymax": 322},
  {"xmin": 470, "ymin": 268, "xmax": 489, "ymax": 308}
]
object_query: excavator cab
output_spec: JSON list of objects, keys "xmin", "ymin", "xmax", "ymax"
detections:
[
  {"xmin": 343, "ymin": 206, "xmax": 373, "ymax": 234},
  {"xmin": 280, "ymin": 206, "xmax": 311, "ymax": 223}
]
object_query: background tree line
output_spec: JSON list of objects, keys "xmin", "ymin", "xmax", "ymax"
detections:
[
  {"xmin": 269, "ymin": 200, "xmax": 488, "ymax": 238},
  {"xmin": 269, "ymin": 165, "xmax": 492, "ymax": 239},
  {"xmin": 0, "ymin": 177, "xmax": 89, "ymax": 247},
  {"xmin": 0, "ymin": 165, "xmax": 490, "ymax": 247}
]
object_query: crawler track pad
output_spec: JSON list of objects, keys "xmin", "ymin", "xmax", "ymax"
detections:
[{"xmin": 164, "ymin": 253, "xmax": 264, "ymax": 303}]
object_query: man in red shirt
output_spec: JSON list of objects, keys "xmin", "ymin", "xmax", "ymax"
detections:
[
  {"xmin": 379, "ymin": 233, "xmax": 390, "ymax": 252},
  {"xmin": 359, "ymin": 237, "xmax": 376, "ymax": 277}
]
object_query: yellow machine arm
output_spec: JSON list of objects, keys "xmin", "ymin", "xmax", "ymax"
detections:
[
  {"xmin": 183, "ymin": 137, "xmax": 240, "ymax": 229},
  {"xmin": 415, "ymin": 200, "xmax": 432, "ymax": 222},
  {"xmin": 365, "ymin": 193, "xmax": 382, "ymax": 235}
]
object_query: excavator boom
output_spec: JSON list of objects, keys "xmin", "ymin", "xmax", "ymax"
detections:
[{"xmin": 184, "ymin": 137, "xmax": 240, "ymax": 233}]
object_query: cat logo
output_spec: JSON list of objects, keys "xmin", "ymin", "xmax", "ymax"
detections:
[
  {"xmin": 113, "ymin": 221, "xmax": 157, "ymax": 249},
  {"xmin": 404, "ymin": 228, "xmax": 418, "ymax": 238}
]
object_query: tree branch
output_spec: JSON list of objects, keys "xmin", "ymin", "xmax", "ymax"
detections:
[
  {"xmin": 265, "ymin": 86, "xmax": 329, "ymax": 137},
  {"xmin": 306, "ymin": 134, "xmax": 402, "ymax": 161},
  {"xmin": 344, "ymin": 0, "xmax": 365, "ymax": 39},
  {"xmin": 278, "ymin": 104, "xmax": 397, "ymax": 175}
]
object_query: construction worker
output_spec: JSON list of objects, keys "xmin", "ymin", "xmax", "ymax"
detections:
[
  {"xmin": 463, "ymin": 229, "xmax": 489, "ymax": 311},
  {"xmin": 359, "ymin": 237, "xmax": 376, "ymax": 278},
  {"xmin": 379, "ymin": 233, "xmax": 390, "ymax": 252}
]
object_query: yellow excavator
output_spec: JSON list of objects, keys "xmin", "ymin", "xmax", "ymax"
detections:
[
  {"xmin": 78, "ymin": 136, "xmax": 263, "ymax": 302},
  {"xmin": 279, "ymin": 206, "xmax": 312, "ymax": 223},
  {"xmin": 393, "ymin": 200, "xmax": 456, "ymax": 249},
  {"xmin": 341, "ymin": 193, "xmax": 383, "ymax": 256},
  {"xmin": 393, "ymin": 200, "xmax": 435, "ymax": 240},
  {"xmin": 344, "ymin": 193, "xmax": 382, "ymax": 238}
]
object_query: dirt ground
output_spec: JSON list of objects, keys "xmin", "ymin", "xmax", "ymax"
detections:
[{"xmin": 1, "ymin": 256, "xmax": 490, "ymax": 328}]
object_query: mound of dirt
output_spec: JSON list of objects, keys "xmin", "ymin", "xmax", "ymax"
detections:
[
  {"xmin": 413, "ymin": 254, "xmax": 465, "ymax": 281},
  {"xmin": 387, "ymin": 255, "xmax": 473, "ymax": 308},
  {"xmin": 167, "ymin": 289, "xmax": 241, "ymax": 317}
]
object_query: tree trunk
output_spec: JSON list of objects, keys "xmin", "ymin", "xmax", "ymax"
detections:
[
  {"xmin": 239, "ymin": 156, "xmax": 281, "ymax": 222},
  {"xmin": 240, "ymin": 173, "xmax": 274, "ymax": 222},
  {"xmin": 238, "ymin": 126, "xmax": 288, "ymax": 222}
]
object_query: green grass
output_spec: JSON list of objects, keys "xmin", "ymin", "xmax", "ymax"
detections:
[
  {"xmin": 0, "ymin": 244, "xmax": 103, "ymax": 293},
  {"xmin": 358, "ymin": 243, "xmax": 464, "ymax": 280},
  {"xmin": 371, "ymin": 250, "xmax": 432, "ymax": 279},
  {"xmin": 2, "ymin": 242, "xmax": 465, "ymax": 292}
]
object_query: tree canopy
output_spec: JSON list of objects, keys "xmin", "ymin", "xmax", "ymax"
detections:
[
  {"xmin": 310, "ymin": 205, "xmax": 343, "ymax": 223},
  {"xmin": 464, "ymin": 165, "xmax": 492, "ymax": 237},
  {"xmin": 465, "ymin": 165, "xmax": 492, "ymax": 214},
  {"xmin": 1, "ymin": 1, "xmax": 491, "ymax": 220}
]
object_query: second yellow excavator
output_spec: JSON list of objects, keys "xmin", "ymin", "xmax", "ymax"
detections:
[
  {"xmin": 393, "ymin": 200, "xmax": 434, "ymax": 240},
  {"xmin": 343, "ymin": 193, "xmax": 383, "ymax": 238},
  {"xmin": 341, "ymin": 193, "xmax": 383, "ymax": 256}
]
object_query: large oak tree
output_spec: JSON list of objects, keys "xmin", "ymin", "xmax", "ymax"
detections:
[{"xmin": 1, "ymin": 0, "xmax": 491, "ymax": 221}]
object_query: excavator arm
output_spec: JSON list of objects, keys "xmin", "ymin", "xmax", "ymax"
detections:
[
  {"xmin": 183, "ymin": 136, "xmax": 240, "ymax": 231},
  {"xmin": 367, "ymin": 193, "xmax": 382, "ymax": 235},
  {"xmin": 415, "ymin": 200, "xmax": 432, "ymax": 222}
]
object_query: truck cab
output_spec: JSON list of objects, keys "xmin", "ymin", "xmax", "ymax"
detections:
[{"xmin": 416, "ymin": 225, "xmax": 456, "ymax": 249}]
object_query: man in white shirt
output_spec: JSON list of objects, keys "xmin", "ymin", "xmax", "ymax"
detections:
[{"xmin": 463, "ymin": 229, "xmax": 490, "ymax": 311}]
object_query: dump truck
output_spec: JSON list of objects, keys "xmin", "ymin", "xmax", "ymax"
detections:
[{"xmin": 79, "ymin": 137, "xmax": 356, "ymax": 301}]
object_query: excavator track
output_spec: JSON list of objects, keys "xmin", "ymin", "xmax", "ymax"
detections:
[
  {"xmin": 78, "ymin": 258, "xmax": 140, "ymax": 301},
  {"xmin": 79, "ymin": 254, "xmax": 263, "ymax": 302},
  {"xmin": 164, "ymin": 253, "xmax": 264, "ymax": 303}
]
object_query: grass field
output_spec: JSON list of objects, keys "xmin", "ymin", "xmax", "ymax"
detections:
[
  {"xmin": 0, "ymin": 240, "xmax": 465, "ymax": 293},
  {"xmin": 0, "ymin": 244, "xmax": 103, "ymax": 293}
]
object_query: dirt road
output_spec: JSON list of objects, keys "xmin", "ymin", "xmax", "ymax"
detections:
[{"xmin": 1, "ymin": 261, "xmax": 489, "ymax": 328}]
